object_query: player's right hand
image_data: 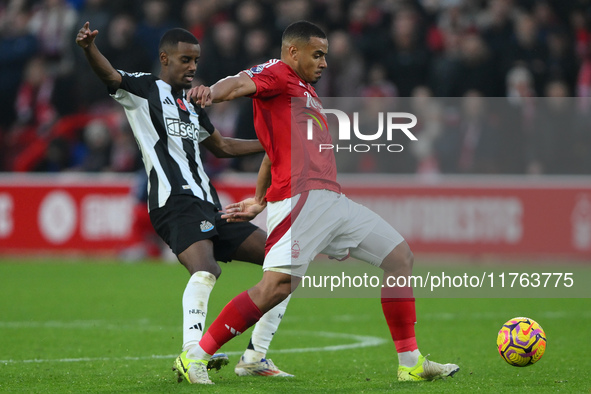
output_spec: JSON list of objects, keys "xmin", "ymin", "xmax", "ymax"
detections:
[
  {"xmin": 76, "ymin": 22, "xmax": 98, "ymax": 49},
  {"xmin": 186, "ymin": 85, "xmax": 213, "ymax": 108}
]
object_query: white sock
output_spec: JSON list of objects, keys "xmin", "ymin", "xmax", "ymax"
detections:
[
  {"xmin": 398, "ymin": 349, "xmax": 421, "ymax": 368},
  {"xmin": 243, "ymin": 295, "xmax": 291, "ymax": 362},
  {"xmin": 189, "ymin": 344, "xmax": 212, "ymax": 362},
  {"xmin": 182, "ymin": 271, "xmax": 216, "ymax": 357}
]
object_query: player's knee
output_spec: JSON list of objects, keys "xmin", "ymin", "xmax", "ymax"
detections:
[
  {"xmin": 381, "ymin": 241, "xmax": 413, "ymax": 274},
  {"xmin": 252, "ymin": 272, "xmax": 294, "ymax": 312},
  {"xmin": 180, "ymin": 256, "xmax": 221, "ymax": 277},
  {"xmin": 271, "ymin": 281, "xmax": 292, "ymax": 304}
]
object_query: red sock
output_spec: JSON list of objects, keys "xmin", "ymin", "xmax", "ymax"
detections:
[
  {"xmin": 199, "ymin": 291, "xmax": 263, "ymax": 355},
  {"xmin": 381, "ymin": 286, "xmax": 418, "ymax": 353}
]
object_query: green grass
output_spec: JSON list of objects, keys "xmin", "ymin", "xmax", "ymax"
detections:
[{"xmin": 0, "ymin": 258, "xmax": 590, "ymax": 393}]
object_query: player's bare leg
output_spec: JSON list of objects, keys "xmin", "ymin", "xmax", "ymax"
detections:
[{"xmin": 379, "ymin": 241, "xmax": 459, "ymax": 381}]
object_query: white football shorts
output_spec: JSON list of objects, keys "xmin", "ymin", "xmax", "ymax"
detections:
[{"xmin": 263, "ymin": 189, "xmax": 405, "ymax": 277}]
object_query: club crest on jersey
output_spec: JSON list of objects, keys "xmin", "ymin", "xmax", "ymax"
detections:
[
  {"xmin": 304, "ymin": 91, "xmax": 323, "ymax": 111},
  {"xmin": 200, "ymin": 220, "xmax": 214, "ymax": 232},
  {"xmin": 291, "ymin": 240, "xmax": 300, "ymax": 258}
]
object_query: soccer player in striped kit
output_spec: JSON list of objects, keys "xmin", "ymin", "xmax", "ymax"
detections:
[{"xmin": 76, "ymin": 22, "xmax": 292, "ymax": 383}]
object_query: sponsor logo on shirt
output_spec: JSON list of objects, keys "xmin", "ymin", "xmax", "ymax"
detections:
[{"xmin": 165, "ymin": 118, "xmax": 199, "ymax": 141}]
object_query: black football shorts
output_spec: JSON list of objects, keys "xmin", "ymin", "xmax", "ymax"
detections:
[{"xmin": 149, "ymin": 194, "xmax": 258, "ymax": 261}]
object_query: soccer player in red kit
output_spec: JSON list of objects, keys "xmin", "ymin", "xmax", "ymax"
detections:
[{"xmin": 185, "ymin": 20, "xmax": 460, "ymax": 385}]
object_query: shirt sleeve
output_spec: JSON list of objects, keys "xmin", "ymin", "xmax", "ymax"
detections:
[
  {"xmin": 110, "ymin": 71, "xmax": 156, "ymax": 109},
  {"xmin": 243, "ymin": 60, "xmax": 285, "ymax": 99},
  {"xmin": 196, "ymin": 106, "xmax": 215, "ymax": 142}
]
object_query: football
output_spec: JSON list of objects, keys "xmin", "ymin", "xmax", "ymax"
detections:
[{"xmin": 497, "ymin": 317, "xmax": 546, "ymax": 367}]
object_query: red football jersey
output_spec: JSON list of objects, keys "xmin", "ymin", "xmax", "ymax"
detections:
[{"xmin": 244, "ymin": 60, "xmax": 341, "ymax": 201}]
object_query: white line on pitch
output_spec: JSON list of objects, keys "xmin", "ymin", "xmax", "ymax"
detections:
[{"xmin": 0, "ymin": 330, "xmax": 387, "ymax": 364}]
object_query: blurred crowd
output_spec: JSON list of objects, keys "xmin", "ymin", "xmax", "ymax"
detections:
[{"xmin": 2, "ymin": 0, "xmax": 591, "ymax": 176}]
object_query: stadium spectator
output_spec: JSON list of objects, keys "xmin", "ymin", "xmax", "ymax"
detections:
[
  {"xmin": 181, "ymin": 0, "xmax": 218, "ymax": 42},
  {"xmin": 503, "ymin": 13, "xmax": 549, "ymax": 95},
  {"xmin": 529, "ymin": 80, "xmax": 579, "ymax": 175},
  {"xmin": 428, "ymin": 29, "xmax": 463, "ymax": 96},
  {"xmin": 382, "ymin": 7, "xmax": 431, "ymax": 97},
  {"xmin": 317, "ymin": 29, "xmax": 364, "ymax": 97},
  {"xmin": 33, "ymin": 136, "xmax": 71, "ymax": 172},
  {"xmin": 11, "ymin": 55, "xmax": 57, "ymax": 138},
  {"xmin": 0, "ymin": 5, "xmax": 38, "ymax": 130},
  {"xmin": 243, "ymin": 27, "xmax": 274, "ymax": 67},
  {"xmin": 408, "ymin": 85, "xmax": 443, "ymax": 176},
  {"xmin": 198, "ymin": 21, "xmax": 245, "ymax": 85},
  {"xmin": 135, "ymin": 0, "xmax": 176, "ymax": 71},
  {"xmin": 433, "ymin": 90, "xmax": 501, "ymax": 174},
  {"xmin": 71, "ymin": 118, "xmax": 113, "ymax": 172},
  {"xmin": 27, "ymin": 0, "xmax": 78, "ymax": 77},
  {"xmin": 545, "ymin": 29, "xmax": 578, "ymax": 92},
  {"xmin": 455, "ymin": 32, "xmax": 501, "ymax": 96}
]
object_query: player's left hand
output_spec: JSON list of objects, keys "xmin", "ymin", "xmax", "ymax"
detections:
[{"xmin": 221, "ymin": 198, "xmax": 266, "ymax": 222}]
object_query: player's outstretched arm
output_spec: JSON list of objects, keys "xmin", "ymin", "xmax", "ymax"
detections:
[
  {"xmin": 186, "ymin": 72, "xmax": 256, "ymax": 108},
  {"xmin": 220, "ymin": 154, "xmax": 270, "ymax": 223},
  {"xmin": 201, "ymin": 129, "xmax": 263, "ymax": 158},
  {"xmin": 254, "ymin": 154, "xmax": 272, "ymax": 206},
  {"xmin": 75, "ymin": 21, "xmax": 121, "ymax": 91}
]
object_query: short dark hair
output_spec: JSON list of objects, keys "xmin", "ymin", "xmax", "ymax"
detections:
[
  {"xmin": 159, "ymin": 28, "xmax": 199, "ymax": 51},
  {"xmin": 282, "ymin": 20, "xmax": 326, "ymax": 44}
]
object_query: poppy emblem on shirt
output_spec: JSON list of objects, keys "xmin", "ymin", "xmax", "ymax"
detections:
[{"xmin": 177, "ymin": 98, "xmax": 187, "ymax": 112}]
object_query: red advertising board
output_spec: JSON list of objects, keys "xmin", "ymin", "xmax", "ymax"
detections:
[
  {"xmin": 337, "ymin": 176, "xmax": 591, "ymax": 259},
  {"xmin": 1, "ymin": 174, "xmax": 590, "ymax": 258},
  {"xmin": 0, "ymin": 174, "xmax": 135, "ymax": 255}
]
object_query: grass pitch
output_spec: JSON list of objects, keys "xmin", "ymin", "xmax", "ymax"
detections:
[{"xmin": 0, "ymin": 258, "xmax": 590, "ymax": 393}]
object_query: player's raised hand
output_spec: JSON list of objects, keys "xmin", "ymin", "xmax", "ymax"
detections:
[
  {"xmin": 186, "ymin": 85, "xmax": 213, "ymax": 108},
  {"xmin": 76, "ymin": 22, "xmax": 98, "ymax": 49},
  {"xmin": 221, "ymin": 198, "xmax": 266, "ymax": 222}
]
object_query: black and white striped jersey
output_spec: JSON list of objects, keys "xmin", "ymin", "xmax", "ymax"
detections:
[{"xmin": 110, "ymin": 70, "xmax": 220, "ymax": 211}]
